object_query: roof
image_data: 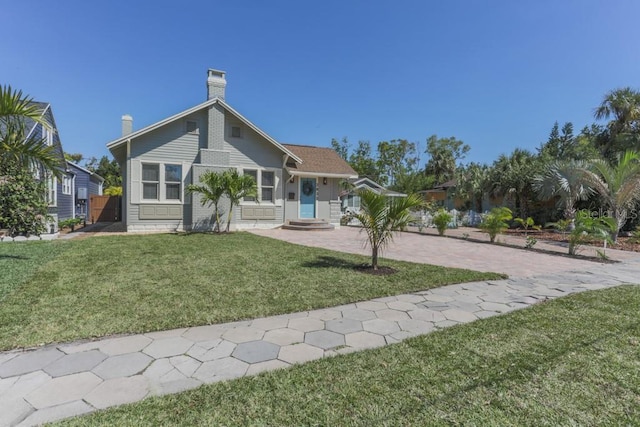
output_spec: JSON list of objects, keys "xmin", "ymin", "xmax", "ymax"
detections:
[
  {"xmin": 106, "ymin": 98, "xmax": 302, "ymax": 164},
  {"xmin": 434, "ymin": 179, "xmax": 456, "ymax": 189},
  {"xmin": 66, "ymin": 161, "xmax": 105, "ymax": 182},
  {"xmin": 340, "ymin": 176, "xmax": 406, "ymax": 197},
  {"xmin": 283, "ymin": 144, "xmax": 358, "ymax": 178}
]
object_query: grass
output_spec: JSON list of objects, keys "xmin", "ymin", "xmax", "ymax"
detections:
[
  {"xmin": 0, "ymin": 232, "xmax": 503, "ymax": 350},
  {"xmin": 56, "ymin": 285, "xmax": 640, "ymax": 426}
]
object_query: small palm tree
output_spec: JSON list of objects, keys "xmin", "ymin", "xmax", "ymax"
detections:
[
  {"xmin": 353, "ymin": 190, "xmax": 423, "ymax": 270},
  {"xmin": 186, "ymin": 171, "xmax": 226, "ymax": 232},
  {"xmin": 479, "ymin": 207, "xmax": 513, "ymax": 243},
  {"xmin": 533, "ymin": 160, "xmax": 594, "ymax": 225},
  {"xmin": 578, "ymin": 151, "xmax": 640, "ymax": 242},
  {"xmin": 223, "ymin": 169, "xmax": 258, "ymax": 232}
]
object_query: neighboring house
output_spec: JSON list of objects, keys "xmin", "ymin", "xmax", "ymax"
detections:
[
  {"xmin": 340, "ymin": 177, "xmax": 406, "ymax": 213},
  {"xmin": 24, "ymin": 103, "xmax": 104, "ymax": 232},
  {"xmin": 106, "ymin": 69, "xmax": 358, "ymax": 232},
  {"xmin": 65, "ymin": 161, "xmax": 104, "ymax": 221},
  {"xmin": 419, "ymin": 179, "xmax": 461, "ymax": 210}
]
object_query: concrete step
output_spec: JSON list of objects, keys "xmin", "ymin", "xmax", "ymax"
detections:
[{"xmin": 283, "ymin": 219, "xmax": 335, "ymax": 231}]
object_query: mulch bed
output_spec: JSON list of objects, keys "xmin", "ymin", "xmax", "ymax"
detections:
[
  {"xmin": 505, "ymin": 229, "xmax": 640, "ymax": 253},
  {"xmin": 355, "ymin": 265, "xmax": 398, "ymax": 276}
]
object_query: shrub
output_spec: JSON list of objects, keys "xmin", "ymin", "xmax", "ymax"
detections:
[
  {"xmin": 0, "ymin": 162, "xmax": 50, "ymax": 237},
  {"xmin": 513, "ymin": 216, "xmax": 540, "ymax": 236},
  {"xmin": 568, "ymin": 215, "xmax": 616, "ymax": 256},
  {"xmin": 479, "ymin": 207, "xmax": 513, "ymax": 243},
  {"xmin": 433, "ymin": 209, "xmax": 453, "ymax": 236},
  {"xmin": 58, "ymin": 217, "xmax": 83, "ymax": 231}
]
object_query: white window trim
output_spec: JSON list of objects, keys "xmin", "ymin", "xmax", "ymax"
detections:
[
  {"xmin": 140, "ymin": 162, "xmax": 184, "ymax": 204},
  {"xmin": 48, "ymin": 175, "xmax": 57, "ymax": 207},
  {"xmin": 185, "ymin": 119, "xmax": 199, "ymax": 134},
  {"xmin": 62, "ymin": 176, "xmax": 72, "ymax": 195},
  {"xmin": 42, "ymin": 125, "xmax": 53, "ymax": 146},
  {"xmin": 240, "ymin": 168, "xmax": 280, "ymax": 206}
]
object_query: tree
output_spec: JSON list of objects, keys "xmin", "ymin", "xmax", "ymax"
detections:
[
  {"xmin": 489, "ymin": 149, "xmax": 541, "ymax": 219},
  {"xmin": 376, "ymin": 139, "xmax": 419, "ymax": 187},
  {"xmin": 479, "ymin": 207, "xmax": 513, "ymax": 243},
  {"xmin": 222, "ymin": 169, "xmax": 258, "ymax": 232},
  {"xmin": 348, "ymin": 140, "xmax": 381, "ymax": 182},
  {"xmin": 85, "ymin": 155, "xmax": 121, "ymax": 188},
  {"xmin": 533, "ymin": 160, "xmax": 594, "ymax": 223},
  {"xmin": 594, "ymin": 87, "xmax": 640, "ymax": 159},
  {"xmin": 455, "ymin": 162, "xmax": 490, "ymax": 212},
  {"xmin": 186, "ymin": 171, "xmax": 226, "ymax": 232},
  {"xmin": 0, "ymin": 85, "xmax": 64, "ymax": 177},
  {"xmin": 577, "ymin": 151, "xmax": 640, "ymax": 241},
  {"xmin": 330, "ymin": 137, "xmax": 350, "ymax": 160},
  {"xmin": 64, "ymin": 152, "xmax": 83, "ymax": 163},
  {"xmin": 424, "ymin": 135, "xmax": 470, "ymax": 185},
  {"xmin": 353, "ymin": 190, "xmax": 423, "ymax": 270}
]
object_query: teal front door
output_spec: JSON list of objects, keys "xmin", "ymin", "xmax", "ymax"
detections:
[{"xmin": 300, "ymin": 178, "xmax": 316, "ymax": 218}]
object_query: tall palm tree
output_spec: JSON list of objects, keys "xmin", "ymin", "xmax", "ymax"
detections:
[
  {"xmin": 0, "ymin": 85, "xmax": 64, "ymax": 176},
  {"xmin": 456, "ymin": 162, "xmax": 490, "ymax": 212},
  {"xmin": 186, "ymin": 171, "xmax": 226, "ymax": 232},
  {"xmin": 489, "ymin": 149, "xmax": 540, "ymax": 219},
  {"xmin": 578, "ymin": 151, "xmax": 640, "ymax": 241},
  {"xmin": 594, "ymin": 87, "xmax": 640, "ymax": 159},
  {"xmin": 223, "ymin": 169, "xmax": 258, "ymax": 232},
  {"xmin": 533, "ymin": 160, "xmax": 594, "ymax": 223},
  {"xmin": 353, "ymin": 190, "xmax": 423, "ymax": 270}
]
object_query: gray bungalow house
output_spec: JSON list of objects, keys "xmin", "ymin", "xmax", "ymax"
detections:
[{"xmin": 107, "ymin": 69, "xmax": 357, "ymax": 232}]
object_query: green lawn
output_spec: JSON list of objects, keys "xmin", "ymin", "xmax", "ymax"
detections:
[
  {"xmin": 57, "ymin": 285, "xmax": 640, "ymax": 426},
  {"xmin": 0, "ymin": 232, "xmax": 503, "ymax": 350}
]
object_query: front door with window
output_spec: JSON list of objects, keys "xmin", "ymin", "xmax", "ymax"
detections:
[{"xmin": 300, "ymin": 178, "xmax": 316, "ymax": 218}]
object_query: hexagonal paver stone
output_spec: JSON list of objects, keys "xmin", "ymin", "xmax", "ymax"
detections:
[
  {"xmin": 181, "ymin": 324, "xmax": 228, "ymax": 342},
  {"xmin": 375, "ymin": 309, "xmax": 410, "ymax": 322},
  {"xmin": 288, "ymin": 317, "xmax": 325, "ymax": 333},
  {"xmin": 340, "ymin": 308, "xmax": 377, "ymax": 321},
  {"xmin": 92, "ymin": 352, "xmax": 153, "ymax": 380},
  {"xmin": 43, "ymin": 350, "xmax": 108, "ymax": 377},
  {"xmin": 423, "ymin": 294, "xmax": 454, "ymax": 303},
  {"xmin": 305, "ymin": 330, "xmax": 345, "ymax": 350},
  {"xmin": 387, "ymin": 301, "xmax": 419, "ymax": 312},
  {"xmin": 192, "ymin": 357, "xmax": 249, "ymax": 383},
  {"xmin": 479, "ymin": 302, "xmax": 512, "ymax": 313},
  {"xmin": 355, "ymin": 301, "xmax": 387, "ymax": 311},
  {"xmin": 25, "ymin": 372, "xmax": 103, "ymax": 409},
  {"xmin": 408, "ymin": 310, "xmax": 446, "ymax": 323},
  {"xmin": 0, "ymin": 396, "xmax": 34, "ymax": 427},
  {"xmin": 325, "ymin": 318, "xmax": 362, "ymax": 334},
  {"xmin": 278, "ymin": 343, "xmax": 324, "ymax": 364},
  {"xmin": 308, "ymin": 309, "xmax": 342, "ymax": 320},
  {"xmin": 362, "ymin": 319, "xmax": 400, "ymax": 336},
  {"xmin": 187, "ymin": 339, "xmax": 236, "ymax": 362},
  {"xmin": 97, "ymin": 335, "xmax": 153, "ymax": 356},
  {"xmin": 250, "ymin": 316, "xmax": 289, "ymax": 331},
  {"xmin": 398, "ymin": 319, "xmax": 435, "ymax": 335},
  {"xmin": 263, "ymin": 328, "xmax": 304, "ymax": 346},
  {"xmin": 84, "ymin": 375, "xmax": 149, "ymax": 409},
  {"xmin": 222, "ymin": 327, "xmax": 265, "ymax": 343},
  {"xmin": 232, "ymin": 341, "xmax": 280, "ymax": 364},
  {"xmin": 442, "ymin": 309, "xmax": 478, "ymax": 323},
  {"xmin": 344, "ymin": 331, "xmax": 386, "ymax": 350},
  {"xmin": 396, "ymin": 294, "xmax": 425, "ymax": 303},
  {"xmin": 18, "ymin": 400, "xmax": 94, "ymax": 427},
  {"xmin": 246, "ymin": 359, "xmax": 290, "ymax": 376},
  {"xmin": 0, "ymin": 348, "xmax": 64, "ymax": 377},
  {"xmin": 143, "ymin": 337, "xmax": 194, "ymax": 359}
]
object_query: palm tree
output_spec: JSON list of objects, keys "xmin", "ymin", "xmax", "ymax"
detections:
[
  {"xmin": 186, "ymin": 171, "xmax": 226, "ymax": 232},
  {"xmin": 489, "ymin": 149, "xmax": 540, "ymax": 219},
  {"xmin": 594, "ymin": 87, "xmax": 640, "ymax": 159},
  {"xmin": 577, "ymin": 151, "xmax": 640, "ymax": 242},
  {"xmin": 533, "ymin": 160, "xmax": 594, "ymax": 224},
  {"xmin": 0, "ymin": 85, "xmax": 64, "ymax": 176},
  {"xmin": 353, "ymin": 190, "xmax": 423, "ymax": 270},
  {"xmin": 223, "ymin": 169, "xmax": 258, "ymax": 232},
  {"xmin": 456, "ymin": 162, "xmax": 490, "ymax": 212}
]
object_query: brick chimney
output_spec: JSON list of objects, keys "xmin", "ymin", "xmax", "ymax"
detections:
[
  {"xmin": 121, "ymin": 114, "xmax": 133, "ymax": 136},
  {"xmin": 207, "ymin": 69, "xmax": 226, "ymax": 100}
]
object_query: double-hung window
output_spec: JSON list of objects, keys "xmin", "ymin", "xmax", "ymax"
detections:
[
  {"xmin": 242, "ymin": 169, "xmax": 276, "ymax": 203},
  {"xmin": 42, "ymin": 126, "xmax": 53, "ymax": 146},
  {"xmin": 47, "ymin": 175, "xmax": 57, "ymax": 206},
  {"xmin": 62, "ymin": 176, "xmax": 72, "ymax": 195},
  {"xmin": 141, "ymin": 163, "xmax": 182, "ymax": 202}
]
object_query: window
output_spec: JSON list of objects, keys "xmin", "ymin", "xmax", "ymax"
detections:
[
  {"xmin": 42, "ymin": 126, "xmax": 53, "ymax": 146},
  {"xmin": 47, "ymin": 176, "xmax": 57, "ymax": 206},
  {"xmin": 231, "ymin": 126, "xmax": 241, "ymax": 138},
  {"xmin": 242, "ymin": 169, "xmax": 276, "ymax": 203},
  {"xmin": 141, "ymin": 163, "xmax": 182, "ymax": 202},
  {"xmin": 186, "ymin": 120, "xmax": 198, "ymax": 133},
  {"xmin": 142, "ymin": 164, "xmax": 159, "ymax": 200},
  {"xmin": 62, "ymin": 176, "xmax": 72, "ymax": 195},
  {"xmin": 243, "ymin": 169, "xmax": 257, "ymax": 201},
  {"xmin": 165, "ymin": 164, "xmax": 182, "ymax": 200},
  {"xmin": 262, "ymin": 171, "xmax": 274, "ymax": 203}
]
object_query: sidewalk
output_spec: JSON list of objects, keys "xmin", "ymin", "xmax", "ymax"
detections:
[{"xmin": 1, "ymin": 229, "xmax": 639, "ymax": 426}]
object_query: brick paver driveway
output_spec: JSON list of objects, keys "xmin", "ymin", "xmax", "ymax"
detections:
[{"xmin": 249, "ymin": 227, "xmax": 605, "ymax": 277}]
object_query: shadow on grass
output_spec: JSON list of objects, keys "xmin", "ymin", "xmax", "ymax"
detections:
[
  {"xmin": 0, "ymin": 255, "xmax": 28, "ymax": 260},
  {"xmin": 302, "ymin": 255, "xmax": 366, "ymax": 270}
]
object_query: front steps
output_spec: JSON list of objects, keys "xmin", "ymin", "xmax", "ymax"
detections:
[{"xmin": 282, "ymin": 219, "xmax": 335, "ymax": 231}]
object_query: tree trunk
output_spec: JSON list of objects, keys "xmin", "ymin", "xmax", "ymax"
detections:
[
  {"xmin": 226, "ymin": 204, "xmax": 234, "ymax": 233},
  {"xmin": 372, "ymin": 245, "xmax": 379, "ymax": 270}
]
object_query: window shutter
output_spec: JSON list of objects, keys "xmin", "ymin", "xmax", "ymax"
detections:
[{"xmin": 130, "ymin": 159, "xmax": 141, "ymax": 203}]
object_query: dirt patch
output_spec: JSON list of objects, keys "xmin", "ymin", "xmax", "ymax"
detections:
[
  {"xmin": 505, "ymin": 229, "xmax": 640, "ymax": 253},
  {"xmin": 355, "ymin": 265, "xmax": 398, "ymax": 276}
]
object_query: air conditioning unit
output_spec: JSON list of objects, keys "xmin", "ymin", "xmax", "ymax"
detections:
[{"xmin": 77, "ymin": 187, "xmax": 88, "ymax": 200}]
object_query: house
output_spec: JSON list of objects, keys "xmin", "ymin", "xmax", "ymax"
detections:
[
  {"xmin": 64, "ymin": 161, "xmax": 104, "ymax": 222},
  {"xmin": 419, "ymin": 179, "xmax": 462, "ymax": 210},
  {"xmin": 340, "ymin": 177, "xmax": 406, "ymax": 213},
  {"xmin": 106, "ymin": 69, "xmax": 358, "ymax": 232}
]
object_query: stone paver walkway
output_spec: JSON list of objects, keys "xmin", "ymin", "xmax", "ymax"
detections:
[{"xmin": 2, "ymin": 228, "xmax": 639, "ymax": 426}]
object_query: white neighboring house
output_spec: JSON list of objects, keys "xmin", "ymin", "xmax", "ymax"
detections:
[{"xmin": 340, "ymin": 177, "xmax": 406, "ymax": 214}]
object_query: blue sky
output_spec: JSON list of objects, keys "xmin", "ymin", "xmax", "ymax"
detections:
[{"xmin": 2, "ymin": 1, "xmax": 640, "ymax": 167}]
